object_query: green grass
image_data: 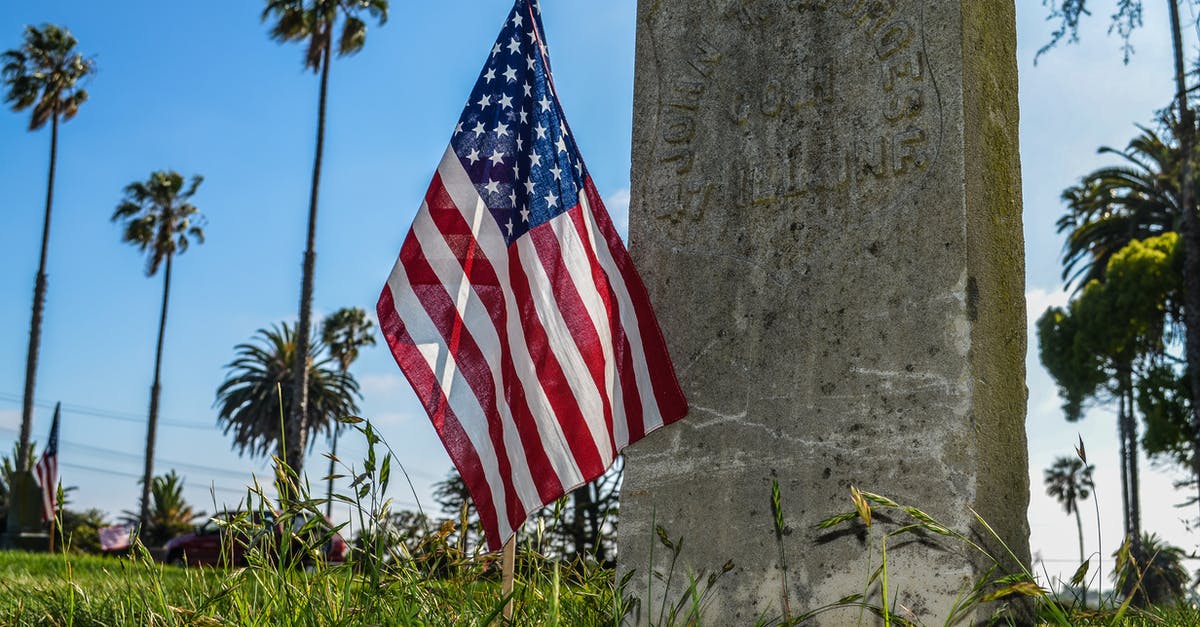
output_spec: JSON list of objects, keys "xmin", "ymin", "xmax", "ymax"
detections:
[{"xmin": 0, "ymin": 549, "xmax": 617, "ymax": 626}]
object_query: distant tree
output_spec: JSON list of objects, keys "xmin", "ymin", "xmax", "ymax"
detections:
[
  {"xmin": 319, "ymin": 307, "xmax": 375, "ymax": 516},
  {"xmin": 432, "ymin": 469, "xmax": 480, "ymax": 556},
  {"xmin": 1039, "ymin": 0, "xmax": 1200, "ymax": 525},
  {"xmin": 1039, "ymin": 233, "xmax": 1181, "ymax": 543},
  {"xmin": 433, "ymin": 462, "xmax": 623, "ymax": 565},
  {"xmin": 111, "ymin": 171, "xmax": 206, "ymax": 530},
  {"xmin": 1044, "ymin": 456, "xmax": 1095, "ymax": 563},
  {"xmin": 261, "ymin": 0, "xmax": 388, "ymax": 476},
  {"xmin": 215, "ymin": 322, "xmax": 360, "ymax": 465},
  {"xmin": 1056, "ymin": 127, "xmax": 1182, "ymax": 290},
  {"xmin": 59, "ymin": 508, "xmax": 109, "ymax": 555},
  {"xmin": 1113, "ymin": 532, "xmax": 1189, "ymax": 607},
  {"xmin": 122, "ymin": 470, "xmax": 203, "ymax": 547},
  {"xmin": 2, "ymin": 24, "xmax": 94, "ymax": 472}
]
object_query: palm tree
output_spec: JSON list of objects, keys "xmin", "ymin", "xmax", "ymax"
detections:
[
  {"xmin": 121, "ymin": 470, "xmax": 203, "ymax": 547},
  {"xmin": 261, "ymin": 0, "xmax": 388, "ymax": 476},
  {"xmin": 1044, "ymin": 456, "xmax": 1095, "ymax": 564},
  {"xmin": 319, "ymin": 307, "xmax": 375, "ymax": 517},
  {"xmin": 215, "ymin": 323, "xmax": 360, "ymax": 466},
  {"xmin": 1056, "ymin": 127, "xmax": 1181, "ymax": 290},
  {"xmin": 1044, "ymin": 0, "xmax": 1200, "ymax": 528},
  {"xmin": 2, "ymin": 24, "xmax": 94, "ymax": 473},
  {"xmin": 111, "ymin": 171, "xmax": 206, "ymax": 530},
  {"xmin": 1113, "ymin": 532, "xmax": 1189, "ymax": 607},
  {"xmin": 1054, "ymin": 128, "xmax": 1197, "ymax": 532}
]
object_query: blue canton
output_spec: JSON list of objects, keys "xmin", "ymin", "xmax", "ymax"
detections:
[{"xmin": 449, "ymin": 0, "xmax": 587, "ymax": 246}]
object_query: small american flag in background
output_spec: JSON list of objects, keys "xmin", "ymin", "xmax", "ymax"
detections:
[
  {"xmin": 34, "ymin": 402, "xmax": 60, "ymax": 523},
  {"xmin": 378, "ymin": 0, "xmax": 687, "ymax": 551}
]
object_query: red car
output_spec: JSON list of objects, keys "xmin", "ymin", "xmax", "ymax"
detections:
[{"xmin": 164, "ymin": 510, "xmax": 346, "ymax": 567}]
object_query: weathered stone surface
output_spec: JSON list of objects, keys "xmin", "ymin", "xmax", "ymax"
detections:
[{"xmin": 617, "ymin": 0, "xmax": 1029, "ymax": 623}]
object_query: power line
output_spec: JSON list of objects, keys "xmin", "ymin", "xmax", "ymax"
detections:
[
  {"xmin": 58, "ymin": 461, "xmax": 249, "ymax": 496},
  {"xmin": 0, "ymin": 424, "xmax": 253, "ymax": 480},
  {"xmin": 0, "ymin": 392, "xmax": 214, "ymax": 430}
]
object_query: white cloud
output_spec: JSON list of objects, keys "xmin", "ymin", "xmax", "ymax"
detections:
[
  {"xmin": 1024, "ymin": 286, "xmax": 1070, "ymax": 329},
  {"xmin": 358, "ymin": 372, "xmax": 407, "ymax": 397},
  {"xmin": 605, "ymin": 188, "xmax": 630, "ymax": 242},
  {"xmin": 373, "ymin": 411, "xmax": 416, "ymax": 427},
  {"xmin": 0, "ymin": 409, "xmax": 16, "ymax": 431}
]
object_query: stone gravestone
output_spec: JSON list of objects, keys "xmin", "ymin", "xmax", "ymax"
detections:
[{"xmin": 617, "ymin": 0, "xmax": 1029, "ymax": 623}]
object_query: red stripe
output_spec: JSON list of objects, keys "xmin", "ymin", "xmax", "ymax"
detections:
[
  {"xmin": 377, "ymin": 285, "xmax": 504, "ymax": 548},
  {"xmin": 425, "ymin": 173, "xmax": 564, "ymax": 504},
  {"xmin": 397, "ymin": 230, "xmax": 526, "ymax": 536},
  {"xmin": 581, "ymin": 178, "xmax": 689, "ymax": 427},
  {"xmin": 526, "ymin": 217, "xmax": 618, "ymax": 461},
  {"xmin": 566, "ymin": 205, "xmax": 646, "ymax": 444},
  {"xmin": 507, "ymin": 244, "xmax": 606, "ymax": 480}
]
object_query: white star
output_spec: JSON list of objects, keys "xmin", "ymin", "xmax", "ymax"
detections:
[
  {"xmin": 534, "ymin": 123, "xmax": 547, "ymax": 139},
  {"xmin": 493, "ymin": 122, "xmax": 510, "ymax": 137},
  {"xmin": 507, "ymin": 37, "xmax": 521, "ymax": 55},
  {"xmin": 477, "ymin": 94, "xmax": 491, "ymax": 109},
  {"xmin": 465, "ymin": 148, "xmax": 480, "ymax": 164},
  {"xmin": 485, "ymin": 179, "xmax": 500, "ymax": 194},
  {"xmin": 526, "ymin": 54, "xmax": 536, "ymax": 70},
  {"xmin": 556, "ymin": 137, "xmax": 568, "ymax": 153},
  {"xmin": 512, "ymin": 13, "xmax": 523, "ymax": 27},
  {"xmin": 484, "ymin": 67, "xmax": 496, "ymax": 83},
  {"xmin": 498, "ymin": 93, "xmax": 513, "ymax": 109},
  {"xmin": 520, "ymin": 206, "xmax": 530, "ymax": 222},
  {"xmin": 549, "ymin": 164, "xmax": 562, "ymax": 180},
  {"xmin": 506, "ymin": 219, "xmax": 514, "ymax": 235},
  {"xmin": 519, "ymin": 108, "xmax": 529, "ymax": 124},
  {"xmin": 454, "ymin": 121, "xmax": 463, "ymax": 135},
  {"xmin": 529, "ymin": 152, "xmax": 542, "ymax": 167},
  {"xmin": 575, "ymin": 162, "xmax": 583, "ymax": 176},
  {"xmin": 524, "ymin": 179, "xmax": 536, "ymax": 194},
  {"xmin": 509, "ymin": 190, "xmax": 516, "ymax": 207},
  {"xmin": 527, "ymin": 30, "xmax": 537, "ymax": 44},
  {"xmin": 513, "ymin": 162, "xmax": 520, "ymax": 178},
  {"xmin": 516, "ymin": 137, "xmax": 524, "ymax": 151},
  {"xmin": 522, "ymin": 82, "xmax": 532, "ymax": 97},
  {"xmin": 560, "ymin": 120, "xmax": 569, "ymax": 137},
  {"xmin": 472, "ymin": 121, "xmax": 486, "ymax": 137},
  {"xmin": 489, "ymin": 149, "xmax": 506, "ymax": 165},
  {"xmin": 491, "ymin": 42, "xmax": 501, "ymax": 58},
  {"xmin": 545, "ymin": 191, "xmax": 558, "ymax": 208},
  {"xmin": 538, "ymin": 95, "xmax": 551, "ymax": 112},
  {"xmin": 503, "ymin": 65, "xmax": 518, "ymax": 82}
]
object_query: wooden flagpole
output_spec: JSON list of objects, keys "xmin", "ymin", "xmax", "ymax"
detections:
[{"xmin": 501, "ymin": 533, "xmax": 516, "ymax": 622}]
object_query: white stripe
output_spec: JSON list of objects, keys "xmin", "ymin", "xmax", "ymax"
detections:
[
  {"xmin": 409, "ymin": 192, "xmax": 541, "ymax": 515},
  {"xmin": 516, "ymin": 227, "xmax": 616, "ymax": 465},
  {"xmin": 545, "ymin": 212, "xmax": 624, "ymax": 459},
  {"xmin": 436, "ymin": 148, "xmax": 586, "ymax": 489},
  {"xmin": 578, "ymin": 191, "xmax": 665, "ymax": 435},
  {"xmin": 385, "ymin": 248, "xmax": 513, "ymax": 540}
]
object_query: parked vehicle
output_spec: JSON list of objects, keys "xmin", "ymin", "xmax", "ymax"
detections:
[{"xmin": 164, "ymin": 510, "xmax": 346, "ymax": 567}]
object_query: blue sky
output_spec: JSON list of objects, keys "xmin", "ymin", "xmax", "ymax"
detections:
[{"xmin": 0, "ymin": 0, "xmax": 1194, "ymax": 587}]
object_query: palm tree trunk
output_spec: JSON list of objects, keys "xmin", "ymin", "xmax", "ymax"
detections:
[
  {"xmin": 1122, "ymin": 380, "xmax": 1141, "ymax": 542},
  {"xmin": 289, "ymin": 36, "xmax": 333, "ymax": 475},
  {"xmin": 325, "ymin": 425, "xmax": 339, "ymax": 519},
  {"xmin": 18, "ymin": 114, "xmax": 59, "ymax": 472},
  {"xmin": 1118, "ymin": 395, "xmax": 1132, "ymax": 539},
  {"xmin": 1167, "ymin": 0, "xmax": 1200, "ymax": 524},
  {"xmin": 140, "ymin": 253, "xmax": 173, "ymax": 530}
]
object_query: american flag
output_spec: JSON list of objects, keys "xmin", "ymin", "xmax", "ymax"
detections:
[
  {"xmin": 378, "ymin": 0, "xmax": 687, "ymax": 551},
  {"xmin": 98, "ymin": 524, "xmax": 135, "ymax": 552},
  {"xmin": 34, "ymin": 402, "xmax": 60, "ymax": 523}
]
